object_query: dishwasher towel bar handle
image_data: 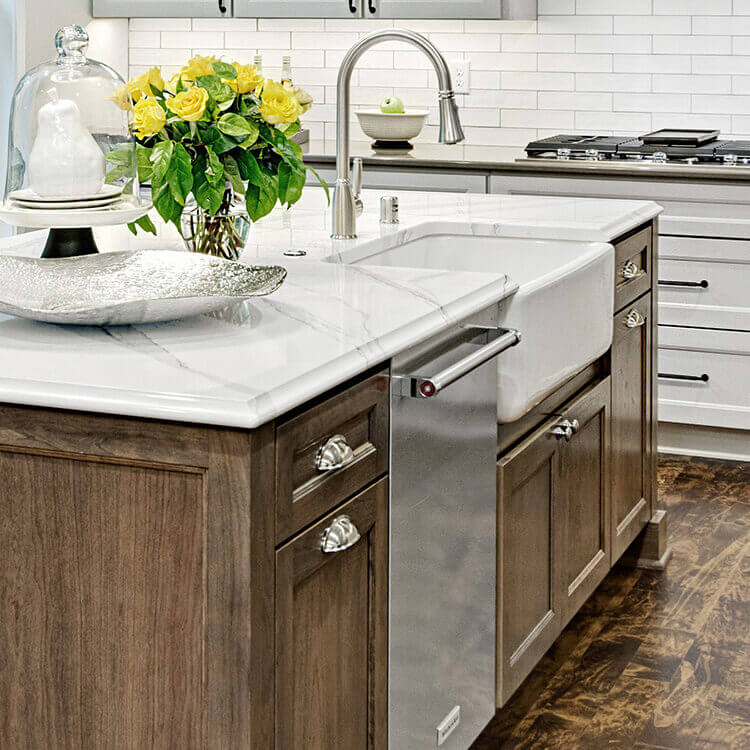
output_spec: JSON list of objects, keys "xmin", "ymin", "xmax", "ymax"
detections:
[{"xmin": 395, "ymin": 327, "xmax": 521, "ymax": 399}]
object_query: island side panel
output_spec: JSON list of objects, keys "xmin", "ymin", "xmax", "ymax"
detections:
[{"xmin": 0, "ymin": 405, "xmax": 273, "ymax": 749}]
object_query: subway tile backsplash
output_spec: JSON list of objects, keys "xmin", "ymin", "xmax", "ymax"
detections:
[{"xmin": 129, "ymin": 6, "xmax": 750, "ymax": 160}]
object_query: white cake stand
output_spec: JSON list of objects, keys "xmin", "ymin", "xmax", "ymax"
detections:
[{"xmin": 0, "ymin": 198, "xmax": 153, "ymax": 258}]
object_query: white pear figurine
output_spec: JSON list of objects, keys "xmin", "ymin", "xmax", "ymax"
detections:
[{"xmin": 28, "ymin": 99, "xmax": 105, "ymax": 198}]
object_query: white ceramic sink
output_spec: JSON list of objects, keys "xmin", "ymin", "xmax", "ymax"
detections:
[{"xmin": 338, "ymin": 227, "xmax": 614, "ymax": 422}]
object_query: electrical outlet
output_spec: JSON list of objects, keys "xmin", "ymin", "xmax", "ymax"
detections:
[{"xmin": 450, "ymin": 59, "xmax": 471, "ymax": 95}]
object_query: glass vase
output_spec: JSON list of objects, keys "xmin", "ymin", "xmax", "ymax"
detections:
[{"xmin": 180, "ymin": 185, "xmax": 250, "ymax": 261}]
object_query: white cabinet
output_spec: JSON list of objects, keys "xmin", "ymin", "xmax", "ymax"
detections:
[
  {"xmin": 368, "ymin": 0, "xmax": 502, "ymax": 19},
  {"xmin": 235, "ymin": 0, "xmax": 361, "ymax": 17},
  {"xmin": 92, "ymin": 0, "xmax": 228, "ymax": 17},
  {"xmin": 94, "ymin": 0, "xmax": 536, "ymax": 19}
]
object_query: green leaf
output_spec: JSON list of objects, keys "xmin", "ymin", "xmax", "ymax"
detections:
[
  {"xmin": 167, "ymin": 142, "xmax": 193, "ymax": 206},
  {"xmin": 211, "ymin": 61, "xmax": 237, "ymax": 79},
  {"xmin": 153, "ymin": 182, "xmax": 180, "ymax": 226},
  {"xmin": 306, "ymin": 164, "xmax": 330, "ymax": 204},
  {"xmin": 279, "ymin": 121, "xmax": 301, "ymax": 138},
  {"xmin": 150, "ymin": 140, "xmax": 174, "ymax": 187},
  {"xmin": 218, "ymin": 113, "xmax": 258, "ymax": 140},
  {"xmin": 278, "ymin": 161, "xmax": 305, "ymax": 207},
  {"xmin": 241, "ymin": 151, "xmax": 279, "ymax": 222},
  {"xmin": 136, "ymin": 144, "xmax": 153, "ymax": 183},
  {"xmin": 223, "ymin": 153, "xmax": 245, "ymax": 195},
  {"xmin": 201, "ymin": 124, "xmax": 239, "ymax": 155},
  {"xmin": 258, "ymin": 121, "xmax": 304, "ymax": 171},
  {"xmin": 128, "ymin": 214, "xmax": 157, "ymax": 236},
  {"xmin": 105, "ymin": 148, "xmax": 133, "ymax": 166},
  {"xmin": 205, "ymin": 146, "xmax": 225, "ymax": 187},
  {"xmin": 149, "ymin": 83, "xmax": 164, "ymax": 98},
  {"xmin": 195, "ymin": 74, "xmax": 235, "ymax": 103},
  {"xmin": 105, "ymin": 164, "xmax": 129, "ymax": 184}
]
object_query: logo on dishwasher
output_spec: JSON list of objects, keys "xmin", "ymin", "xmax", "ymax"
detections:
[{"xmin": 437, "ymin": 705, "xmax": 460, "ymax": 746}]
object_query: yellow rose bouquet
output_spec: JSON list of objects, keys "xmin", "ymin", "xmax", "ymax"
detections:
[{"xmin": 107, "ymin": 56, "xmax": 325, "ymax": 258}]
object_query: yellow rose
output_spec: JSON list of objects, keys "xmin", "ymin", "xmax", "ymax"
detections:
[
  {"xmin": 282, "ymin": 81, "xmax": 313, "ymax": 114},
  {"xmin": 108, "ymin": 84, "xmax": 133, "ymax": 111},
  {"xmin": 165, "ymin": 72, "xmax": 193, "ymax": 94},
  {"xmin": 128, "ymin": 67, "xmax": 165, "ymax": 101},
  {"xmin": 181, "ymin": 55, "xmax": 218, "ymax": 81},
  {"xmin": 226, "ymin": 62, "xmax": 264, "ymax": 95},
  {"xmin": 133, "ymin": 98, "xmax": 167, "ymax": 138},
  {"xmin": 167, "ymin": 87, "xmax": 209, "ymax": 121},
  {"xmin": 259, "ymin": 80, "xmax": 302, "ymax": 125}
]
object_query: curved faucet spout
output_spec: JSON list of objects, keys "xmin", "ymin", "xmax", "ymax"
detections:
[{"xmin": 332, "ymin": 28, "xmax": 465, "ymax": 239}]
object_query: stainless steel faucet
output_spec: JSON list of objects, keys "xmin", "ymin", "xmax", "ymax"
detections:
[{"xmin": 331, "ymin": 29, "xmax": 465, "ymax": 239}]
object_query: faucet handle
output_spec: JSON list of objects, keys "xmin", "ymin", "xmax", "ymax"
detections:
[
  {"xmin": 352, "ymin": 157, "xmax": 363, "ymax": 196},
  {"xmin": 352, "ymin": 157, "xmax": 364, "ymax": 216}
]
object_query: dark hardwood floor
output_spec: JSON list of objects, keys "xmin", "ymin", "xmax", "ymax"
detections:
[{"xmin": 473, "ymin": 454, "xmax": 750, "ymax": 749}]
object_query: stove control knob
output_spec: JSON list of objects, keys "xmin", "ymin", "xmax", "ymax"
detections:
[
  {"xmin": 557, "ymin": 148, "xmax": 571, "ymax": 161},
  {"xmin": 652, "ymin": 151, "xmax": 668, "ymax": 164},
  {"xmin": 724, "ymin": 154, "xmax": 738, "ymax": 166},
  {"xmin": 585, "ymin": 149, "xmax": 601, "ymax": 161}
]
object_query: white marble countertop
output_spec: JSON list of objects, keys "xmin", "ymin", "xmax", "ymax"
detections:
[{"xmin": 0, "ymin": 190, "xmax": 659, "ymax": 429}]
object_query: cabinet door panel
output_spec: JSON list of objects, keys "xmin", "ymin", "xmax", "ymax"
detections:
[
  {"xmin": 93, "ymin": 0, "xmax": 227, "ymax": 17},
  {"xmin": 559, "ymin": 378, "xmax": 611, "ymax": 623},
  {"xmin": 236, "ymin": 0, "xmax": 361, "ymax": 17},
  {"xmin": 611, "ymin": 294, "xmax": 652, "ymax": 562},
  {"xmin": 275, "ymin": 479, "xmax": 388, "ymax": 750},
  {"xmin": 370, "ymin": 0, "xmax": 502, "ymax": 19},
  {"xmin": 497, "ymin": 418, "xmax": 562, "ymax": 706}
]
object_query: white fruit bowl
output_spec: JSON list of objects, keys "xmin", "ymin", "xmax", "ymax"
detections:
[{"xmin": 355, "ymin": 109, "xmax": 429, "ymax": 144}]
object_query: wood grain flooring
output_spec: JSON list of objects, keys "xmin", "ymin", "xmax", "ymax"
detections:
[{"xmin": 473, "ymin": 454, "xmax": 750, "ymax": 749}]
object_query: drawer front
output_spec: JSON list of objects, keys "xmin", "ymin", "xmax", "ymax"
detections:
[
  {"xmin": 275, "ymin": 371, "xmax": 389, "ymax": 542},
  {"xmin": 614, "ymin": 225, "xmax": 652, "ymax": 312},
  {"xmin": 658, "ymin": 339, "xmax": 750, "ymax": 431},
  {"xmin": 659, "ymin": 258, "xmax": 750, "ymax": 331},
  {"xmin": 660, "ymin": 234, "xmax": 750, "ymax": 264}
]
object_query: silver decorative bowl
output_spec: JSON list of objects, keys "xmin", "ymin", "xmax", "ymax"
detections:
[{"xmin": 0, "ymin": 250, "xmax": 287, "ymax": 325}]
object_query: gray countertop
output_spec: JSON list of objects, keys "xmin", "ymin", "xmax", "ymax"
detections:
[{"xmin": 303, "ymin": 139, "xmax": 750, "ymax": 182}]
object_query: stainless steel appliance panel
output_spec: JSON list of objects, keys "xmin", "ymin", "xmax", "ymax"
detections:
[{"xmin": 390, "ymin": 329, "xmax": 499, "ymax": 749}]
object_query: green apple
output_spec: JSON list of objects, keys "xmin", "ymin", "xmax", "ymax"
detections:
[{"xmin": 380, "ymin": 96, "xmax": 405, "ymax": 114}]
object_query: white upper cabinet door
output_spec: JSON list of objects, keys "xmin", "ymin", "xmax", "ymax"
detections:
[
  {"xmin": 235, "ymin": 0, "xmax": 363, "ymax": 17},
  {"xmin": 366, "ymin": 0, "xmax": 501, "ymax": 19},
  {"xmin": 93, "ymin": 0, "xmax": 231, "ymax": 16},
  {"xmin": 367, "ymin": 0, "xmax": 537, "ymax": 18}
]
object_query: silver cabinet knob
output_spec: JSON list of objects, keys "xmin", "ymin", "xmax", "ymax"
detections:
[
  {"xmin": 550, "ymin": 418, "xmax": 579, "ymax": 442},
  {"xmin": 624, "ymin": 309, "xmax": 646, "ymax": 328},
  {"xmin": 320, "ymin": 515, "xmax": 361, "ymax": 553},
  {"xmin": 315, "ymin": 434, "xmax": 355, "ymax": 472},
  {"xmin": 620, "ymin": 260, "xmax": 644, "ymax": 281}
]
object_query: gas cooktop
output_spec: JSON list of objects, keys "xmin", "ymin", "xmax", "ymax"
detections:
[{"xmin": 525, "ymin": 130, "xmax": 750, "ymax": 165}]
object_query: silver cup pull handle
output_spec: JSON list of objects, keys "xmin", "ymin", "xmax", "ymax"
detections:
[
  {"xmin": 624, "ymin": 309, "xmax": 646, "ymax": 328},
  {"xmin": 315, "ymin": 434, "xmax": 355, "ymax": 472},
  {"xmin": 550, "ymin": 418, "xmax": 579, "ymax": 442},
  {"xmin": 620, "ymin": 260, "xmax": 645, "ymax": 281},
  {"xmin": 321, "ymin": 515, "xmax": 361, "ymax": 553}
]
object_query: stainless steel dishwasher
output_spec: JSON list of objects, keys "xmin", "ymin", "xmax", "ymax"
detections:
[{"xmin": 390, "ymin": 322, "xmax": 521, "ymax": 749}]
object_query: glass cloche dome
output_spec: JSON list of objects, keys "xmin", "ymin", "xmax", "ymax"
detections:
[{"xmin": 4, "ymin": 25, "xmax": 141, "ymax": 205}]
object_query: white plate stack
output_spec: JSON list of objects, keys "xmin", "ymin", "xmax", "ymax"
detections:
[{"xmin": 8, "ymin": 184, "xmax": 124, "ymax": 211}]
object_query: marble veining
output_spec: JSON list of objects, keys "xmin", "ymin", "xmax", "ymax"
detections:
[{"xmin": 0, "ymin": 190, "xmax": 658, "ymax": 428}]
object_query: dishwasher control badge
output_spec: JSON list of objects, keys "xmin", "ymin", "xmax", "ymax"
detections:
[{"xmin": 437, "ymin": 705, "xmax": 460, "ymax": 746}]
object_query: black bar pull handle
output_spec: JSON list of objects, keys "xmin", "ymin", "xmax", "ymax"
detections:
[
  {"xmin": 658, "ymin": 279, "xmax": 709, "ymax": 289},
  {"xmin": 218, "ymin": 0, "xmax": 228, "ymax": 13},
  {"xmin": 368, "ymin": 0, "xmax": 377, "ymax": 13},
  {"xmin": 349, "ymin": 0, "xmax": 358, "ymax": 13},
  {"xmin": 659, "ymin": 372, "xmax": 710, "ymax": 383}
]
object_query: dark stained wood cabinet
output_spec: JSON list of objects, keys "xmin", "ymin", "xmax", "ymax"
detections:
[
  {"xmin": 275, "ymin": 478, "xmax": 389, "ymax": 750},
  {"xmin": 558, "ymin": 378, "xmax": 611, "ymax": 623},
  {"xmin": 497, "ymin": 378, "xmax": 611, "ymax": 706},
  {"xmin": 0, "ymin": 370, "xmax": 389, "ymax": 750},
  {"xmin": 497, "ymin": 413, "xmax": 563, "ymax": 706},
  {"xmin": 611, "ymin": 293, "xmax": 652, "ymax": 562}
]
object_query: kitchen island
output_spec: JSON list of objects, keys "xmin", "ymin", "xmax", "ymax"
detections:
[{"xmin": 0, "ymin": 190, "xmax": 662, "ymax": 749}]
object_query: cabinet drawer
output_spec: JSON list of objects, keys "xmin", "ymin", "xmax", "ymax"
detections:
[
  {"xmin": 614, "ymin": 225, "xmax": 652, "ymax": 312},
  {"xmin": 659, "ymin": 329, "xmax": 750, "ymax": 431},
  {"xmin": 275, "ymin": 371, "xmax": 389, "ymax": 542},
  {"xmin": 659, "ymin": 258, "xmax": 750, "ymax": 331}
]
